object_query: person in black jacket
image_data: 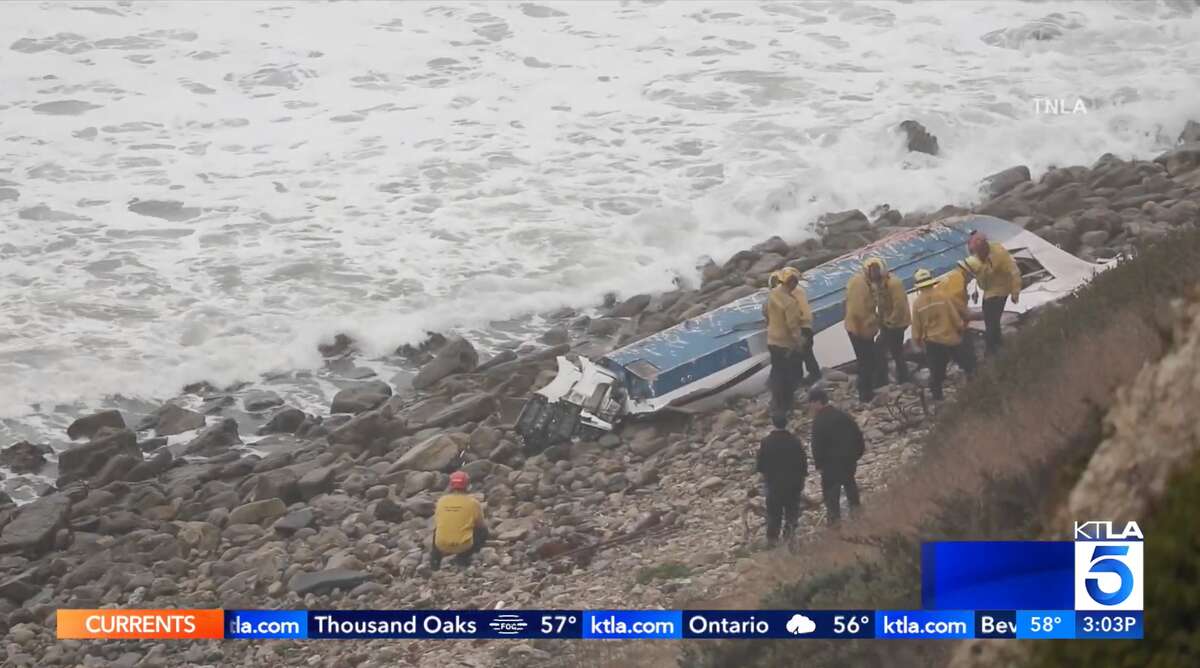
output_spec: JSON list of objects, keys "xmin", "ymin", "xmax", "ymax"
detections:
[
  {"xmin": 756, "ymin": 414, "xmax": 809, "ymax": 547},
  {"xmin": 807, "ymin": 387, "xmax": 864, "ymax": 526}
]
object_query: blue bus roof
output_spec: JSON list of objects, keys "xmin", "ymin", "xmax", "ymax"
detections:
[{"xmin": 603, "ymin": 216, "xmax": 1018, "ymax": 396}]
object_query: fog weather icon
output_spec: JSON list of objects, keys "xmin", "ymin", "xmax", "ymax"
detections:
[{"xmin": 786, "ymin": 614, "xmax": 817, "ymax": 635}]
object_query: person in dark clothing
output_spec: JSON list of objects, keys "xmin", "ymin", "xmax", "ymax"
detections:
[
  {"xmin": 807, "ymin": 388, "xmax": 864, "ymax": 526},
  {"xmin": 798, "ymin": 326, "xmax": 822, "ymax": 385},
  {"xmin": 756, "ymin": 414, "xmax": 809, "ymax": 547}
]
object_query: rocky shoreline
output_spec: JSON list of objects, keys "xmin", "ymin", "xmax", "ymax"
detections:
[{"xmin": 2, "ymin": 126, "xmax": 1199, "ymax": 667}]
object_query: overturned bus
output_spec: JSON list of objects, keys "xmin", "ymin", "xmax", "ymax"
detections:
[{"xmin": 515, "ymin": 215, "xmax": 1113, "ymax": 451}]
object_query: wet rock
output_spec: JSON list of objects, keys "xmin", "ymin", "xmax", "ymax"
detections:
[
  {"xmin": 0, "ymin": 568, "xmax": 41, "ymax": 604},
  {"xmin": 330, "ymin": 380, "xmax": 392, "ymax": 414},
  {"xmin": 67, "ymin": 409, "xmax": 126, "ymax": 440},
  {"xmin": 373, "ymin": 497, "xmax": 406, "ymax": 523},
  {"xmin": 1075, "ymin": 208, "xmax": 1122, "ymax": 234},
  {"xmin": 126, "ymin": 449, "xmax": 173, "ymax": 483},
  {"xmin": 610, "ymin": 294, "xmax": 652, "ymax": 317},
  {"xmin": 0, "ymin": 494, "xmax": 70, "ymax": 556},
  {"xmin": 32, "ymin": 99, "xmax": 102, "ymax": 115},
  {"xmin": 273, "ymin": 508, "xmax": 314, "ymax": 534},
  {"xmin": 0, "ymin": 442, "xmax": 48, "ymax": 475},
  {"xmin": 318, "ymin": 333, "xmax": 355, "ymax": 358},
  {"xmin": 140, "ymin": 403, "xmax": 206, "ymax": 437},
  {"xmin": 328, "ymin": 405, "xmax": 408, "ymax": 448},
  {"xmin": 253, "ymin": 469, "xmax": 299, "ymax": 504},
  {"xmin": 92, "ymin": 454, "xmax": 139, "ymax": 487},
  {"xmin": 289, "ymin": 568, "xmax": 369, "ymax": 596},
  {"xmin": 1079, "ymin": 230, "xmax": 1110, "ymax": 247},
  {"xmin": 297, "ymin": 465, "xmax": 336, "ymax": 501},
  {"xmin": 587, "ymin": 318, "xmax": 624, "ymax": 336},
  {"xmin": 817, "ymin": 209, "xmax": 869, "ymax": 236},
  {"xmin": 476, "ymin": 350, "xmax": 518, "ymax": 372},
  {"xmin": 751, "ymin": 236, "xmax": 790, "ymax": 255},
  {"xmin": 420, "ymin": 393, "xmax": 496, "ymax": 429},
  {"xmin": 243, "ymin": 390, "xmax": 284, "ymax": 412},
  {"xmin": 748, "ymin": 252, "xmax": 786, "ymax": 277},
  {"xmin": 412, "ymin": 336, "xmax": 478, "ymax": 390},
  {"xmin": 976, "ymin": 191, "xmax": 1033, "ymax": 219},
  {"xmin": 228, "ymin": 498, "xmax": 287, "ymax": 526},
  {"xmin": 469, "ymin": 426, "xmax": 502, "ymax": 458},
  {"xmin": 392, "ymin": 432, "xmax": 468, "ymax": 472},
  {"xmin": 182, "ymin": 418, "xmax": 240, "ymax": 456},
  {"xmin": 1179, "ymin": 120, "xmax": 1200, "ymax": 145},
  {"xmin": 57, "ymin": 428, "xmax": 140, "ymax": 485},
  {"xmin": 257, "ymin": 408, "xmax": 306, "ymax": 435},
  {"xmin": 1090, "ymin": 163, "xmax": 1142, "ymax": 190},
  {"xmin": 1154, "ymin": 142, "xmax": 1200, "ymax": 177},
  {"xmin": 981, "ymin": 165, "xmax": 1030, "ymax": 197},
  {"xmin": 898, "ymin": 120, "xmax": 938, "ymax": 156},
  {"xmin": 539, "ymin": 326, "xmax": 569, "ymax": 345},
  {"xmin": 1039, "ymin": 183, "xmax": 1086, "ymax": 217}
]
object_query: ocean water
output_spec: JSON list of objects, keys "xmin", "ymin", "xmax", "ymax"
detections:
[{"xmin": 2, "ymin": 1, "xmax": 1199, "ymax": 489}]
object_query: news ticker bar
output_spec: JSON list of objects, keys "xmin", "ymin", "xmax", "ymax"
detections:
[{"xmin": 56, "ymin": 609, "xmax": 1143, "ymax": 640}]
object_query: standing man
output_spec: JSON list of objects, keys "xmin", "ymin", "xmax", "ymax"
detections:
[
  {"xmin": 756, "ymin": 414, "xmax": 809, "ymax": 547},
  {"xmin": 844, "ymin": 258, "xmax": 884, "ymax": 403},
  {"xmin": 430, "ymin": 471, "xmax": 489, "ymax": 570},
  {"xmin": 875, "ymin": 262, "xmax": 912, "ymax": 386},
  {"xmin": 968, "ymin": 232, "xmax": 1022, "ymax": 355},
  {"xmin": 807, "ymin": 387, "xmax": 865, "ymax": 526},
  {"xmin": 765, "ymin": 268, "xmax": 809, "ymax": 418},
  {"xmin": 910, "ymin": 269, "xmax": 976, "ymax": 401}
]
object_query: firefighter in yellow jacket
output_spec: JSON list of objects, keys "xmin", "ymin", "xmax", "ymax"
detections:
[
  {"xmin": 844, "ymin": 258, "xmax": 884, "ymax": 403},
  {"xmin": 911, "ymin": 269, "xmax": 976, "ymax": 401},
  {"xmin": 431, "ymin": 471, "xmax": 489, "ymax": 570},
  {"xmin": 765, "ymin": 268, "xmax": 809, "ymax": 417},
  {"xmin": 969, "ymin": 232, "xmax": 1022, "ymax": 355},
  {"xmin": 764, "ymin": 267, "xmax": 822, "ymax": 385},
  {"xmin": 937, "ymin": 256, "xmax": 982, "ymax": 320},
  {"xmin": 875, "ymin": 263, "xmax": 912, "ymax": 387}
]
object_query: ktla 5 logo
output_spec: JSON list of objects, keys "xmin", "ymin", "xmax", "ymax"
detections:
[{"xmin": 1074, "ymin": 521, "xmax": 1144, "ymax": 611}]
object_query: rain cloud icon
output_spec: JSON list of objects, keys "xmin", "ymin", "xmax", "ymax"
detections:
[{"xmin": 786, "ymin": 614, "xmax": 816, "ymax": 635}]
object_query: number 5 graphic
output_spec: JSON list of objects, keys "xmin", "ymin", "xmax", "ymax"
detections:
[{"xmin": 1086, "ymin": 545, "xmax": 1133, "ymax": 606}]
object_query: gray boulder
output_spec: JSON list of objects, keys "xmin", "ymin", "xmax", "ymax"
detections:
[
  {"xmin": 610, "ymin": 294, "xmax": 652, "ymax": 317},
  {"xmin": 1154, "ymin": 142, "xmax": 1200, "ymax": 177},
  {"xmin": 412, "ymin": 336, "xmax": 478, "ymax": 390},
  {"xmin": 391, "ymin": 432, "xmax": 468, "ymax": 472},
  {"xmin": 227, "ymin": 498, "xmax": 287, "ymax": 525},
  {"xmin": 0, "ymin": 494, "xmax": 71, "ymax": 556},
  {"xmin": 182, "ymin": 418, "xmax": 240, "ymax": 457},
  {"xmin": 981, "ymin": 165, "xmax": 1031, "ymax": 198},
  {"xmin": 126, "ymin": 449, "xmax": 174, "ymax": 482},
  {"xmin": 817, "ymin": 209, "xmax": 869, "ymax": 236},
  {"xmin": 253, "ymin": 469, "xmax": 300, "ymax": 504},
  {"xmin": 289, "ymin": 568, "xmax": 369, "ymax": 596},
  {"xmin": 330, "ymin": 380, "xmax": 392, "ymax": 414},
  {"xmin": 420, "ymin": 393, "xmax": 497, "ymax": 429},
  {"xmin": 0, "ymin": 441, "xmax": 48, "ymax": 474},
  {"xmin": 898, "ymin": 120, "xmax": 938, "ymax": 155},
  {"xmin": 57, "ymin": 428, "xmax": 141, "ymax": 485},
  {"xmin": 1179, "ymin": 120, "xmax": 1200, "ymax": 146},
  {"xmin": 297, "ymin": 465, "xmax": 337, "ymax": 501},
  {"xmin": 257, "ymin": 407, "xmax": 307, "ymax": 435},
  {"xmin": 243, "ymin": 390, "xmax": 284, "ymax": 412},
  {"xmin": 138, "ymin": 403, "xmax": 206, "ymax": 437},
  {"xmin": 67, "ymin": 409, "xmax": 125, "ymax": 440}
]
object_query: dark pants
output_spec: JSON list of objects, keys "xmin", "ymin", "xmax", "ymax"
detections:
[
  {"xmin": 798, "ymin": 328, "xmax": 821, "ymax": 379},
  {"xmin": 768, "ymin": 345, "xmax": 800, "ymax": 417},
  {"xmin": 765, "ymin": 486, "xmax": 802, "ymax": 545},
  {"xmin": 821, "ymin": 467, "xmax": 861, "ymax": 525},
  {"xmin": 848, "ymin": 333, "xmax": 878, "ymax": 402},
  {"xmin": 926, "ymin": 340, "xmax": 977, "ymax": 400},
  {"xmin": 982, "ymin": 296, "xmax": 1007, "ymax": 355},
  {"xmin": 875, "ymin": 326, "xmax": 909, "ymax": 385},
  {"xmin": 430, "ymin": 526, "xmax": 488, "ymax": 569}
]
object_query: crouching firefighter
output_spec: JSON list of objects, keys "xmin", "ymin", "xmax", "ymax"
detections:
[{"xmin": 430, "ymin": 471, "xmax": 489, "ymax": 570}]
